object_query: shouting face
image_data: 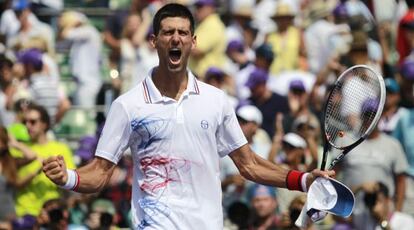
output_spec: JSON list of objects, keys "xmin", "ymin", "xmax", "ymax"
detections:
[{"xmin": 151, "ymin": 17, "xmax": 196, "ymax": 73}]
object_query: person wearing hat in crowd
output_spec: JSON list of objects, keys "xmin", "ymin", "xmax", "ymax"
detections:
[
  {"xmin": 378, "ymin": 78, "xmax": 407, "ymax": 135},
  {"xmin": 189, "ymin": 0, "xmax": 227, "ymax": 79},
  {"xmin": 398, "ymin": 57, "xmax": 414, "ymax": 108},
  {"xmin": 226, "ymin": 0, "xmax": 255, "ymax": 45},
  {"xmin": 304, "ymin": 0, "xmax": 339, "ymax": 75},
  {"xmin": 204, "ymin": 66, "xmax": 237, "ymax": 100},
  {"xmin": 234, "ymin": 43, "xmax": 275, "ymax": 100},
  {"xmin": 42, "ymin": 4, "xmax": 334, "ymax": 230},
  {"xmin": 224, "ymin": 39, "xmax": 250, "ymax": 76},
  {"xmin": 266, "ymin": 2, "xmax": 307, "ymax": 75},
  {"xmin": 16, "ymin": 48, "xmax": 66, "ymax": 126},
  {"xmin": 397, "ymin": 0, "xmax": 414, "ymax": 65},
  {"xmin": 220, "ymin": 104, "xmax": 270, "ymax": 215},
  {"xmin": 58, "ymin": 10, "xmax": 103, "ymax": 108},
  {"xmin": 393, "ymin": 58, "xmax": 414, "ymax": 218},
  {"xmin": 245, "ymin": 67, "xmax": 289, "ymax": 138},
  {"xmin": 7, "ymin": 0, "xmax": 55, "ymax": 56},
  {"xmin": 338, "ymin": 98, "xmax": 408, "ymax": 229},
  {"xmin": 283, "ymin": 79, "xmax": 318, "ymax": 134},
  {"xmin": 270, "ymin": 132, "xmax": 308, "ymax": 214},
  {"xmin": 247, "ymin": 183, "xmax": 281, "ymax": 230},
  {"xmin": 352, "ymin": 181, "xmax": 414, "ymax": 230}
]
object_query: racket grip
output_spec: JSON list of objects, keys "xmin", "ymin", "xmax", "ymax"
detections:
[{"xmin": 328, "ymin": 153, "xmax": 345, "ymax": 170}]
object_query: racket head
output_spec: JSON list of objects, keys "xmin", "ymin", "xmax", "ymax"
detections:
[{"xmin": 322, "ymin": 65, "xmax": 386, "ymax": 150}]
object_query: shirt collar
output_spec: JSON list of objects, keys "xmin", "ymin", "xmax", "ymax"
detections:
[{"xmin": 142, "ymin": 68, "xmax": 200, "ymax": 104}]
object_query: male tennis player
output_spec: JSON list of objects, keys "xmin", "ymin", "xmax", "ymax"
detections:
[{"xmin": 42, "ymin": 3, "xmax": 334, "ymax": 229}]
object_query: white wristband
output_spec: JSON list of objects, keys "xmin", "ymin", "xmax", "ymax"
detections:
[
  {"xmin": 59, "ymin": 169, "xmax": 79, "ymax": 190},
  {"xmin": 301, "ymin": 173, "xmax": 310, "ymax": 193}
]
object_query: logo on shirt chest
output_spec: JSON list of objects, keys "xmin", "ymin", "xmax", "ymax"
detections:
[{"xmin": 200, "ymin": 120, "xmax": 209, "ymax": 129}]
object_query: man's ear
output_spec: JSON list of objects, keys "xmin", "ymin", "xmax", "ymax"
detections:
[
  {"xmin": 192, "ymin": 35, "xmax": 197, "ymax": 49},
  {"xmin": 149, "ymin": 34, "xmax": 157, "ymax": 48}
]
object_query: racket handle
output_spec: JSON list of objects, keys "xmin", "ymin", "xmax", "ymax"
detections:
[{"xmin": 328, "ymin": 153, "xmax": 345, "ymax": 170}]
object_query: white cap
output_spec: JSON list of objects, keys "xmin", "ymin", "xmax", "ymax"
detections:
[
  {"xmin": 230, "ymin": 0, "xmax": 255, "ymax": 16},
  {"xmin": 282, "ymin": 132, "xmax": 307, "ymax": 148},
  {"xmin": 306, "ymin": 177, "xmax": 355, "ymax": 217},
  {"xmin": 236, "ymin": 105, "xmax": 263, "ymax": 125},
  {"xmin": 295, "ymin": 177, "xmax": 355, "ymax": 227}
]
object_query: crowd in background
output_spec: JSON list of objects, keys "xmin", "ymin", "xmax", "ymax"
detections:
[{"xmin": 1, "ymin": 0, "xmax": 414, "ymax": 229}]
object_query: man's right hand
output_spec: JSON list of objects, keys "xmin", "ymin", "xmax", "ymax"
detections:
[{"xmin": 42, "ymin": 155, "xmax": 68, "ymax": 186}]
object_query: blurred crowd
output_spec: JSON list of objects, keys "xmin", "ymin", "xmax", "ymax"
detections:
[{"xmin": 1, "ymin": 0, "xmax": 414, "ymax": 229}]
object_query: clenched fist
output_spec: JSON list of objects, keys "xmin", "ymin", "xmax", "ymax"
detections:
[{"xmin": 42, "ymin": 155, "xmax": 68, "ymax": 186}]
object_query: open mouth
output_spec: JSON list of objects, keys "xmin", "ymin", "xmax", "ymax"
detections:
[{"xmin": 169, "ymin": 48, "xmax": 182, "ymax": 64}]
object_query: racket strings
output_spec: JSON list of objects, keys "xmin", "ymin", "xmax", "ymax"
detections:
[{"xmin": 325, "ymin": 67, "xmax": 382, "ymax": 148}]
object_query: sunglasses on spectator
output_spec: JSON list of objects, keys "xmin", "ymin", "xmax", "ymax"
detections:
[{"xmin": 23, "ymin": 118, "xmax": 40, "ymax": 126}]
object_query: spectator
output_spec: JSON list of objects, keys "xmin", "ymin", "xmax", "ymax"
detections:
[
  {"xmin": 282, "ymin": 79, "xmax": 319, "ymax": 135},
  {"xmin": 204, "ymin": 67, "xmax": 237, "ymax": 105},
  {"xmin": 226, "ymin": 0, "xmax": 255, "ymax": 45},
  {"xmin": 393, "ymin": 63, "xmax": 414, "ymax": 217},
  {"xmin": 16, "ymin": 48, "xmax": 69, "ymax": 125},
  {"xmin": 189, "ymin": 0, "xmax": 227, "ymax": 79},
  {"xmin": 221, "ymin": 104, "xmax": 267, "ymax": 214},
  {"xmin": 0, "ymin": 126, "xmax": 39, "ymax": 222},
  {"xmin": 304, "ymin": 0, "xmax": 339, "ymax": 74},
  {"xmin": 58, "ymin": 11, "xmax": 103, "ymax": 108},
  {"xmin": 267, "ymin": 3, "xmax": 307, "ymax": 75},
  {"xmin": 0, "ymin": 54, "xmax": 15, "ymax": 126},
  {"xmin": 247, "ymin": 183, "xmax": 281, "ymax": 230},
  {"xmin": 224, "ymin": 39, "xmax": 250, "ymax": 77},
  {"xmin": 234, "ymin": 43, "xmax": 275, "ymax": 100},
  {"xmin": 399, "ymin": 57, "xmax": 414, "ymax": 108},
  {"xmin": 118, "ymin": 12, "xmax": 155, "ymax": 93},
  {"xmin": 36, "ymin": 198, "xmax": 71, "ymax": 230},
  {"xmin": 103, "ymin": 0, "xmax": 142, "ymax": 70},
  {"xmin": 340, "ymin": 105, "xmax": 408, "ymax": 228},
  {"xmin": 271, "ymin": 132, "xmax": 308, "ymax": 214},
  {"xmin": 354, "ymin": 181, "xmax": 414, "ymax": 229},
  {"xmin": 7, "ymin": 0, "xmax": 55, "ymax": 56},
  {"xmin": 396, "ymin": 0, "xmax": 414, "ymax": 64},
  {"xmin": 378, "ymin": 78, "xmax": 407, "ymax": 135},
  {"xmin": 245, "ymin": 67, "xmax": 289, "ymax": 137},
  {"xmin": 14, "ymin": 104, "xmax": 75, "ymax": 218}
]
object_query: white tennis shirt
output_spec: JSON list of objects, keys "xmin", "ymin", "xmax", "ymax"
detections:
[{"xmin": 95, "ymin": 70, "xmax": 247, "ymax": 229}]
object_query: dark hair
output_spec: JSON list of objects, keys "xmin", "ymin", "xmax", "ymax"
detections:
[
  {"xmin": 27, "ymin": 103, "xmax": 51, "ymax": 131},
  {"xmin": 0, "ymin": 54, "xmax": 13, "ymax": 70},
  {"xmin": 152, "ymin": 3, "xmax": 195, "ymax": 36}
]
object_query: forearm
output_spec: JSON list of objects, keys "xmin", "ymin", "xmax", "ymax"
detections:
[
  {"xmin": 394, "ymin": 174, "xmax": 406, "ymax": 211},
  {"xmin": 11, "ymin": 143, "xmax": 37, "ymax": 167},
  {"xmin": 15, "ymin": 168, "xmax": 42, "ymax": 189},
  {"xmin": 72, "ymin": 158, "xmax": 115, "ymax": 193},
  {"xmin": 231, "ymin": 145, "xmax": 289, "ymax": 188}
]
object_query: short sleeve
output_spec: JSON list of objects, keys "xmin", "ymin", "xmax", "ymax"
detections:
[
  {"xmin": 95, "ymin": 100, "xmax": 131, "ymax": 164},
  {"xmin": 216, "ymin": 94, "xmax": 247, "ymax": 157}
]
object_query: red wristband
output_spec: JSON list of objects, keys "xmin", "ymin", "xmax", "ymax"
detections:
[{"xmin": 286, "ymin": 170, "xmax": 305, "ymax": 192}]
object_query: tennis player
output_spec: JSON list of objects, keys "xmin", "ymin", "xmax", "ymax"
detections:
[{"xmin": 42, "ymin": 3, "xmax": 334, "ymax": 229}]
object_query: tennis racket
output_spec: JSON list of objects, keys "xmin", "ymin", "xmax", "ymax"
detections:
[{"xmin": 295, "ymin": 64, "xmax": 386, "ymax": 227}]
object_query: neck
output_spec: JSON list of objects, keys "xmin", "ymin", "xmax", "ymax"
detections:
[
  {"xmin": 256, "ymin": 89, "xmax": 272, "ymax": 104},
  {"xmin": 383, "ymin": 106, "xmax": 398, "ymax": 117},
  {"xmin": 34, "ymin": 134, "xmax": 48, "ymax": 145},
  {"xmin": 152, "ymin": 67, "xmax": 188, "ymax": 100}
]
